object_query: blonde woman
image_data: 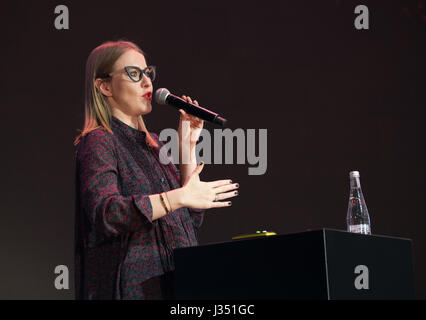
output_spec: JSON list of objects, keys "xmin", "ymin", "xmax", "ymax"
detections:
[{"xmin": 74, "ymin": 40, "xmax": 239, "ymax": 300}]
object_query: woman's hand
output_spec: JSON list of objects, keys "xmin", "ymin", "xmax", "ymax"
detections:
[
  {"xmin": 178, "ymin": 95, "xmax": 204, "ymax": 149},
  {"xmin": 180, "ymin": 162, "xmax": 239, "ymax": 209}
]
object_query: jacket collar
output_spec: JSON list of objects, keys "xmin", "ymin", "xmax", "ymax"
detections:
[{"xmin": 111, "ymin": 116, "xmax": 147, "ymax": 145}]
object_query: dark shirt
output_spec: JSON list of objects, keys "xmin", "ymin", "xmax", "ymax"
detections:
[{"xmin": 74, "ymin": 116, "xmax": 204, "ymax": 300}]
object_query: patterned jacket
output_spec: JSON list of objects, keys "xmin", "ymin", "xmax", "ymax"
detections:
[{"xmin": 74, "ymin": 116, "xmax": 204, "ymax": 299}]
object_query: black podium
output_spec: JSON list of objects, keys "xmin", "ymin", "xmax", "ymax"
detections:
[{"xmin": 173, "ymin": 229, "xmax": 414, "ymax": 299}]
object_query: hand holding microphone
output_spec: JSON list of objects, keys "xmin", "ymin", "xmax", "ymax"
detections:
[{"xmin": 178, "ymin": 95, "xmax": 204, "ymax": 147}]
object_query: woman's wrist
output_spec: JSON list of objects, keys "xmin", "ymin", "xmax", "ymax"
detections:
[
  {"xmin": 165, "ymin": 187, "xmax": 186, "ymax": 211},
  {"xmin": 179, "ymin": 143, "xmax": 197, "ymax": 165},
  {"xmin": 179, "ymin": 144, "xmax": 197, "ymax": 184}
]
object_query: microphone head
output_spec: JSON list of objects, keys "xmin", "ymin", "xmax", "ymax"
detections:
[{"xmin": 155, "ymin": 88, "xmax": 170, "ymax": 105}]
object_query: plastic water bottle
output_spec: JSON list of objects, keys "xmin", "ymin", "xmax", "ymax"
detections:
[{"xmin": 346, "ymin": 171, "xmax": 371, "ymax": 234}]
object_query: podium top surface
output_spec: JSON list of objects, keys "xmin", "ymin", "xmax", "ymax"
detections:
[{"xmin": 175, "ymin": 228, "xmax": 412, "ymax": 252}]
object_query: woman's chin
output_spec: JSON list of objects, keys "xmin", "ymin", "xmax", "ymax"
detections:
[{"xmin": 140, "ymin": 103, "xmax": 152, "ymax": 115}]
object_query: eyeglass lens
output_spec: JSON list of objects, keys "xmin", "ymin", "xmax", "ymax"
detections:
[{"xmin": 126, "ymin": 66, "xmax": 156, "ymax": 82}]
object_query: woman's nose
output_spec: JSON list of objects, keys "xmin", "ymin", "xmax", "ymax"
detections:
[{"xmin": 141, "ymin": 74, "xmax": 151, "ymax": 87}]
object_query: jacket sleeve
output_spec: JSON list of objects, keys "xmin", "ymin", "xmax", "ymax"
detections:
[{"xmin": 77, "ymin": 130, "xmax": 153, "ymax": 239}]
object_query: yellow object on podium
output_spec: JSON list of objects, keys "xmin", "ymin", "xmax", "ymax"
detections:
[{"xmin": 232, "ymin": 230, "xmax": 277, "ymax": 240}]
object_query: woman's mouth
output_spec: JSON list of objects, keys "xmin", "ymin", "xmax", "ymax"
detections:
[{"xmin": 142, "ymin": 92, "xmax": 152, "ymax": 101}]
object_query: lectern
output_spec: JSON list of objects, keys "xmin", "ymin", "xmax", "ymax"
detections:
[{"xmin": 173, "ymin": 229, "xmax": 414, "ymax": 299}]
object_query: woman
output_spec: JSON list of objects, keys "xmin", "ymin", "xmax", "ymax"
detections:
[{"xmin": 74, "ymin": 40, "xmax": 239, "ymax": 300}]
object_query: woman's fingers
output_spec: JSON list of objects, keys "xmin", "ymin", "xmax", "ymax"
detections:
[
  {"xmin": 213, "ymin": 182, "xmax": 239, "ymax": 194},
  {"xmin": 207, "ymin": 179, "xmax": 234, "ymax": 188},
  {"xmin": 210, "ymin": 200, "xmax": 233, "ymax": 208},
  {"xmin": 207, "ymin": 180, "xmax": 239, "ymax": 208},
  {"xmin": 184, "ymin": 177, "xmax": 237, "ymax": 209},
  {"xmin": 182, "ymin": 95, "xmax": 193, "ymax": 103},
  {"xmin": 180, "ymin": 96, "xmax": 204, "ymax": 126},
  {"xmin": 214, "ymin": 190, "xmax": 239, "ymax": 202}
]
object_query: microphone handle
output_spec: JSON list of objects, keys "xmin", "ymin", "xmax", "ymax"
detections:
[{"xmin": 166, "ymin": 94, "xmax": 227, "ymax": 126}]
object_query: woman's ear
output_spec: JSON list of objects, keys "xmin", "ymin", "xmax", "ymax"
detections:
[{"xmin": 95, "ymin": 78, "xmax": 113, "ymax": 97}]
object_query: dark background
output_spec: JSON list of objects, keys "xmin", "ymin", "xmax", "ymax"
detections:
[{"xmin": 0, "ymin": 0, "xmax": 425, "ymax": 299}]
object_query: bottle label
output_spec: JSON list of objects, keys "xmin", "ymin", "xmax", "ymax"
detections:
[{"xmin": 349, "ymin": 224, "xmax": 371, "ymax": 234}]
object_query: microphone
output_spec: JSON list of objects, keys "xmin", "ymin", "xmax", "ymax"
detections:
[{"xmin": 154, "ymin": 88, "xmax": 227, "ymax": 126}]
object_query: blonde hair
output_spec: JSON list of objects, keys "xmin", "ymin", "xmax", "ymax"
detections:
[{"xmin": 74, "ymin": 40, "xmax": 157, "ymax": 147}]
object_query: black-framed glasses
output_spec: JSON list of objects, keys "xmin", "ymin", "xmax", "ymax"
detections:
[
  {"xmin": 100, "ymin": 65, "xmax": 156, "ymax": 82},
  {"xmin": 125, "ymin": 65, "xmax": 156, "ymax": 82}
]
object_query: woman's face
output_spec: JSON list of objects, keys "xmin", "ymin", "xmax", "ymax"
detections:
[{"xmin": 107, "ymin": 49, "xmax": 153, "ymax": 116}]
